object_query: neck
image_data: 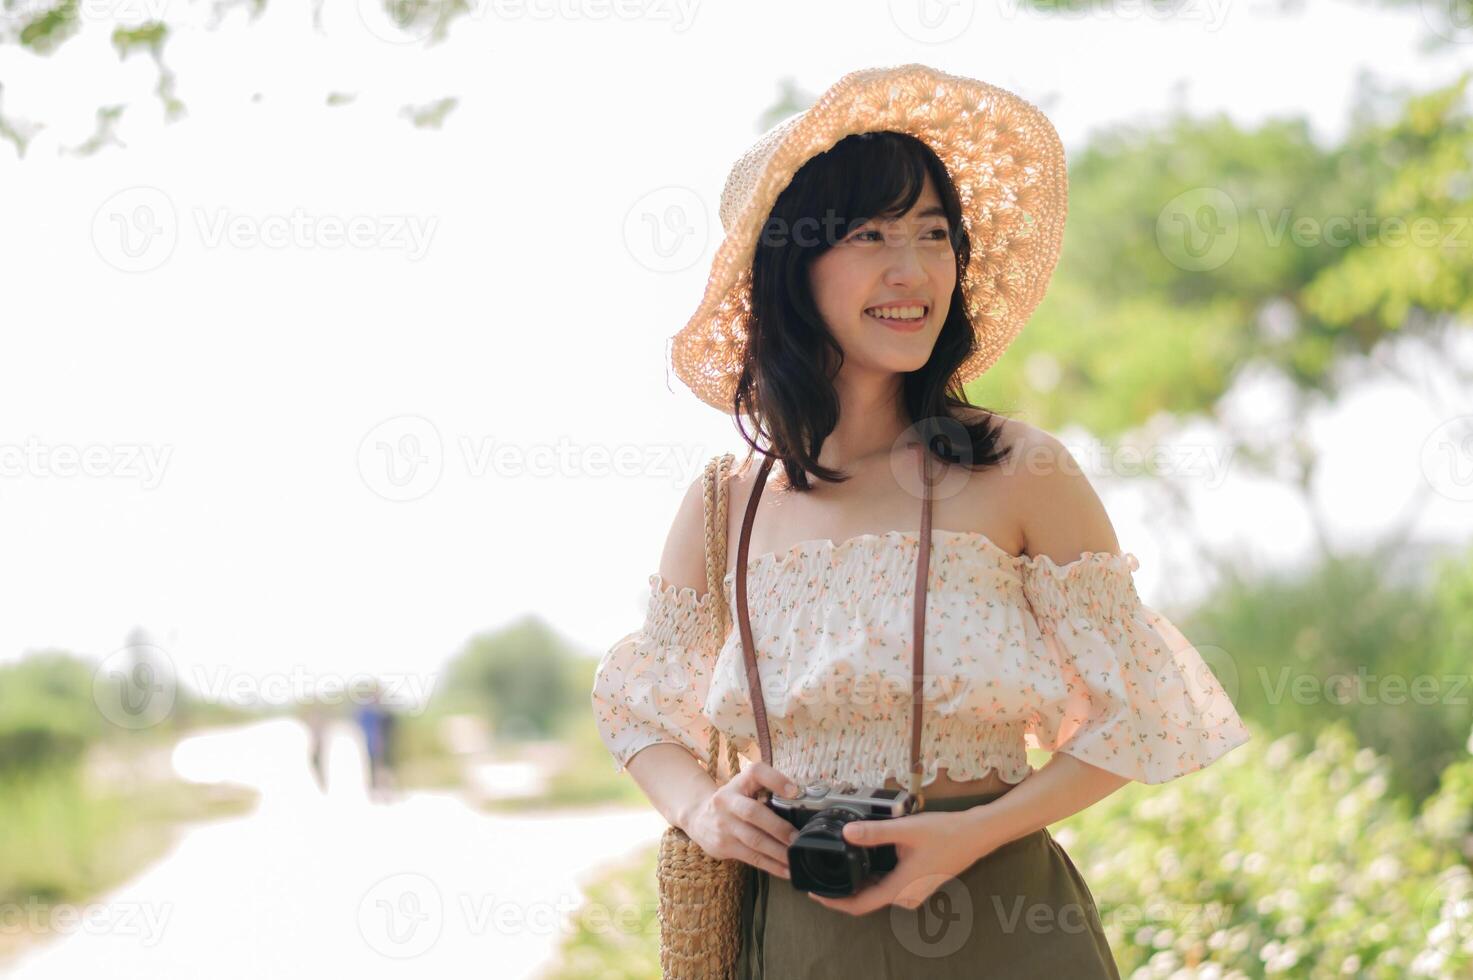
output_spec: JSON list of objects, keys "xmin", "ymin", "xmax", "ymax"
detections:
[{"xmin": 813, "ymin": 371, "xmax": 913, "ymax": 472}]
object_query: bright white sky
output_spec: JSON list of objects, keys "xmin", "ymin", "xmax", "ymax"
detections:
[{"xmin": 0, "ymin": 0, "xmax": 1469, "ymax": 703}]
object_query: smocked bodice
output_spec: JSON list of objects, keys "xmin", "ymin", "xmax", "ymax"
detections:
[{"xmin": 592, "ymin": 529, "xmax": 1250, "ymax": 792}]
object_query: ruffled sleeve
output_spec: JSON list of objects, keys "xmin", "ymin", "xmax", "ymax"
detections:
[
  {"xmin": 1017, "ymin": 551, "xmax": 1251, "ymax": 784},
  {"xmin": 590, "ymin": 573, "xmax": 722, "ymax": 772}
]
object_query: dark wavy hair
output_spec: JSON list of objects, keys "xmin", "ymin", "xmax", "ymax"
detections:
[{"xmin": 731, "ymin": 130, "xmax": 1015, "ymax": 490}]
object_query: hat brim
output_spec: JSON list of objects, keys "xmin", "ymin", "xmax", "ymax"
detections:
[{"xmin": 669, "ymin": 63, "xmax": 1069, "ymax": 413}]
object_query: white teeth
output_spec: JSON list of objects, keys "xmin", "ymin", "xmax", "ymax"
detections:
[{"xmin": 865, "ymin": 305, "xmax": 925, "ymax": 320}]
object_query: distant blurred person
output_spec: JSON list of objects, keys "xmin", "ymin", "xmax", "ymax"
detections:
[
  {"xmin": 379, "ymin": 700, "xmax": 400, "ymax": 796},
  {"xmin": 355, "ymin": 682, "xmax": 390, "ymax": 801},
  {"xmin": 304, "ymin": 702, "xmax": 328, "ymax": 792}
]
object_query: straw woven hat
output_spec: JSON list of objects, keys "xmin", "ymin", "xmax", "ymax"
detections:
[{"xmin": 667, "ymin": 63, "xmax": 1069, "ymax": 413}]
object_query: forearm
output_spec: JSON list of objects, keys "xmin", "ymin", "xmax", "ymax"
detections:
[
  {"xmin": 624, "ymin": 742, "xmax": 719, "ymax": 832},
  {"xmin": 960, "ymin": 752, "xmax": 1131, "ymax": 858}
]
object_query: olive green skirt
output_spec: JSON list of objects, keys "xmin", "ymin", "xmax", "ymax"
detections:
[{"xmin": 736, "ymin": 789, "xmax": 1120, "ymax": 979}]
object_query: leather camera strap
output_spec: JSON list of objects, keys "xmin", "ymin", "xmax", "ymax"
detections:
[{"xmin": 734, "ymin": 443, "xmax": 936, "ymax": 805}]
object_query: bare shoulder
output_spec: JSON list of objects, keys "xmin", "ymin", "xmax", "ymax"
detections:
[
  {"xmin": 655, "ymin": 464, "xmax": 715, "ymax": 598},
  {"xmin": 980, "ymin": 414, "xmax": 1122, "ymax": 566},
  {"xmin": 657, "ymin": 452, "xmax": 767, "ymax": 597},
  {"xmin": 719, "ymin": 447, "xmax": 773, "ymax": 517},
  {"xmin": 950, "ymin": 408, "xmax": 1121, "ymax": 565}
]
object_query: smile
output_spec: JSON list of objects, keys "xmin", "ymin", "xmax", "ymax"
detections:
[{"xmin": 864, "ymin": 305, "xmax": 928, "ymax": 332}]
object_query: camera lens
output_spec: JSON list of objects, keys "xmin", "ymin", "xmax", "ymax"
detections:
[
  {"xmin": 790, "ymin": 807, "xmax": 868, "ymax": 895},
  {"xmin": 797, "ymin": 851, "xmax": 851, "ymax": 893}
]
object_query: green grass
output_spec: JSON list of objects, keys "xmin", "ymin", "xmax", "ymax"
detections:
[
  {"xmin": 541, "ymin": 845, "xmax": 661, "ymax": 980},
  {"xmin": 391, "ymin": 710, "xmax": 467, "ymax": 791},
  {"xmin": 0, "ymin": 755, "xmax": 257, "ymax": 965},
  {"xmin": 0, "ymin": 764, "xmax": 128, "ymax": 905}
]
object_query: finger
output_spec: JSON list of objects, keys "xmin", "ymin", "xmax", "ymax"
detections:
[
  {"xmin": 743, "ymin": 763, "xmax": 800, "ymax": 799},
  {"xmin": 808, "ymin": 893, "xmax": 847, "ymax": 913},
  {"xmin": 808, "ymin": 892, "xmax": 876, "ymax": 916},
  {"xmin": 734, "ymin": 817, "xmax": 790, "ymax": 867},
  {"xmin": 894, "ymin": 889, "xmax": 927, "ymax": 911},
  {"xmin": 735, "ymin": 844, "xmax": 789, "ymax": 879},
  {"xmin": 809, "ymin": 878, "xmax": 896, "ymax": 917},
  {"xmin": 734, "ymin": 796, "xmax": 800, "ymax": 847},
  {"xmin": 841, "ymin": 817, "xmax": 911, "ymax": 847}
]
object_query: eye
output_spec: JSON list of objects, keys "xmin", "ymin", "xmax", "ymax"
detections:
[{"xmin": 848, "ymin": 225, "xmax": 950, "ymax": 244}]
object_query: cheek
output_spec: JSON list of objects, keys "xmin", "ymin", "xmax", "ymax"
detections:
[
  {"xmin": 810, "ymin": 254, "xmax": 866, "ymax": 317},
  {"xmin": 930, "ymin": 252, "xmax": 958, "ymax": 292}
]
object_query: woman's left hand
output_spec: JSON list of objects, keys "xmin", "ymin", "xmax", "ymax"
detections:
[{"xmin": 805, "ymin": 809, "xmax": 996, "ymax": 916}]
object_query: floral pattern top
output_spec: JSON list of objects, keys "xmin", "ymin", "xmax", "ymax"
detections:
[{"xmin": 590, "ymin": 529, "xmax": 1251, "ymax": 792}]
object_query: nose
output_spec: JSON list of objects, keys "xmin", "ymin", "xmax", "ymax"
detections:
[{"xmin": 883, "ymin": 234, "xmax": 928, "ymax": 287}]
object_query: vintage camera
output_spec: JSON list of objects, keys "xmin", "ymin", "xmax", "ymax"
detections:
[{"xmin": 767, "ymin": 782, "xmax": 917, "ymax": 898}]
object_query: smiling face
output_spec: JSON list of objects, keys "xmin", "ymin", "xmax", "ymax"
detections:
[{"xmin": 807, "ymin": 170, "xmax": 957, "ymax": 382}]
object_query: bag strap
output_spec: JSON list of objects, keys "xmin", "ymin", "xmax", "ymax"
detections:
[
  {"xmin": 701, "ymin": 452, "xmax": 741, "ymax": 784},
  {"xmin": 735, "ymin": 443, "xmax": 936, "ymax": 809}
]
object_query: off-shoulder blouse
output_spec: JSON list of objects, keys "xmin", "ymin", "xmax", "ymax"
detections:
[{"xmin": 590, "ymin": 529, "xmax": 1251, "ymax": 792}]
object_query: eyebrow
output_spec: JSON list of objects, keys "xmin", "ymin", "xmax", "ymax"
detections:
[{"xmin": 876, "ymin": 205, "xmax": 948, "ymax": 223}]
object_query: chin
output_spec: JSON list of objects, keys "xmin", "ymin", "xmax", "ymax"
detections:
[{"xmin": 868, "ymin": 350, "xmax": 933, "ymax": 375}]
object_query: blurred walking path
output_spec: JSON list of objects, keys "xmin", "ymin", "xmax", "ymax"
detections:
[{"xmin": 3, "ymin": 718, "xmax": 666, "ymax": 979}]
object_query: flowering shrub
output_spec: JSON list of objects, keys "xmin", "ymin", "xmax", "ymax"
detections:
[
  {"xmin": 550, "ymin": 719, "xmax": 1473, "ymax": 978},
  {"xmin": 1055, "ymin": 720, "xmax": 1473, "ymax": 977}
]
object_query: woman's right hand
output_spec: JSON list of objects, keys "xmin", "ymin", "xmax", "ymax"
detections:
[{"xmin": 683, "ymin": 762, "xmax": 800, "ymax": 879}]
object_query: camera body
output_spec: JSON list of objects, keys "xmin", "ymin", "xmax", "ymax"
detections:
[{"xmin": 767, "ymin": 782, "xmax": 917, "ymax": 898}]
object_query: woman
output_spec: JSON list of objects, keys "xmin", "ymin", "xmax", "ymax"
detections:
[{"xmin": 592, "ymin": 64, "xmax": 1251, "ymax": 977}]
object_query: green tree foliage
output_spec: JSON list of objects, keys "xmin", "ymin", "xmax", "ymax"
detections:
[
  {"xmin": 0, "ymin": 651, "xmax": 99, "ymax": 773},
  {"xmin": 441, "ymin": 614, "xmax": 588, "ymax": 739},
  {"xmin": 2, "ymin": 1, "xmax": 1468, "ymax": 155},
  {"xmin": 738, "ymin": 70, "xmax": 1471, "ymax": 586},
  {"xmin": 0, "ymin": 634, "xmax": 259, "ymax": 776},
  {"xmin": 0, "ymin": 643, "xmax": 261, "ymax": 911},
  {"xmin": 972, "ymin": 72, "xmax": 1472, "ymax": 435},
  {"xmin": 1182, "ymin": 543, "xmax": 1473, "ymax": 802}
]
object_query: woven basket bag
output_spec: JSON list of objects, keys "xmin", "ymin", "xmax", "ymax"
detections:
[{"xmin": 655, "ymin": 451, "xmax": 745, "ymax": 979}]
